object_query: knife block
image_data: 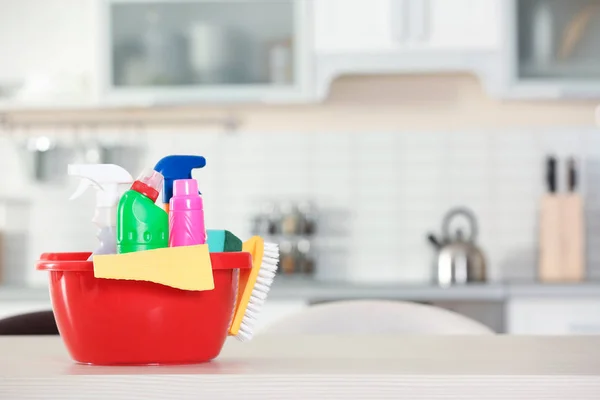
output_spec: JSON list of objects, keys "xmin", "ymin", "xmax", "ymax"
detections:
[
  {"xmin": 539, "ymin": 195, "xmax": 563, "ymax": 282},
  {"xmin": 562, "ymin": 194, "xmax": 585, "ymax": 282},
  {"xmin": 538, "ymin": 194, "xmax": 585, "ymax": 282}
]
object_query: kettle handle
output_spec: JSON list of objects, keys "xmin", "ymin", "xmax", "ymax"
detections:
[{"xmin": 442, "ymin": 207, "xmax": 478, "ymax": 242}]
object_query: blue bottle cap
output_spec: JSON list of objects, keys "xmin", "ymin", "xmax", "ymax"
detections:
[{"xmin": 154, "ymin": 155, "xmax": 206, "ymax": 204}]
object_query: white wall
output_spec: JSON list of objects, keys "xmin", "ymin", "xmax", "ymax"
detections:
[
  {"xmin": 0, "ymin": 0, "xmax": 94, "ymax": 83},
  {"xmin": 2, "ymin": 125, "xmax": 600, "ymax": 287}
]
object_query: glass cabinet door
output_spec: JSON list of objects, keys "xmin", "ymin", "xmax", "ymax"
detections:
[
  {"xmin": 101, "ymin": 0, "xmax": 309, "ymax": 101},
  {"xmin": 517, "ymin": 0, "xmax": 600, "ymax": 80}
]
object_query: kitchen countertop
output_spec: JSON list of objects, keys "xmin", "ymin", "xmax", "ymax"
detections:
[
  {"xmin": 2, "ymin": 335, "xmax": 600, "ymax": 399},
  {"xmin": 507, "ymin": 282, "xmax": 600, "ymax": 297},
  {"xmin": 1, "ymin": 278, "xmax": 600, "ymax": 303},
  {"xmin": 272, "ymin": 277, "xmax": 600, "ymax": 300},
  {"xmin": 269, "ymin": 276, "xmax": 507, "ymax": 301}
]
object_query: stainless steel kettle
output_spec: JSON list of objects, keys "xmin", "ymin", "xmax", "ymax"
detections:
[{"xmin": 427, "ymin": 207, "xmax": 486, "ymax": 286}]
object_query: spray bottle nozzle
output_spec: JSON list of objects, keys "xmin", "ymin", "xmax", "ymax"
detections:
[
  {"xmin": 68, "ymin": 164, "xmax": 134, "ymax": 208},
  {"xmin": 68, "ymin": 164, "xmax": 135, "ymax": 259},
  {"xmin": 154, "ymin": 155, "xmax": 206, "ymax": 205},
  {"xmin": 70, "ymin": 179, "xmax": 98, "ymax": 201}
]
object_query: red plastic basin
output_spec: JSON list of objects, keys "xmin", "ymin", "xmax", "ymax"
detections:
[{"xmin": 36, "ymin": 251, "xmax": 252, "ymax": 365}]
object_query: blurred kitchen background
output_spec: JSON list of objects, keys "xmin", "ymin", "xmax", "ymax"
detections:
[{"xmin": 2, "ymin": 0, "xmax": 600, "ymax": 335}]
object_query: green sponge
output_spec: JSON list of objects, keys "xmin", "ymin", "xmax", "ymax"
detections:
[{"xmin": 207, "ymin": 230, "xmax": 243, "ymax": 252}]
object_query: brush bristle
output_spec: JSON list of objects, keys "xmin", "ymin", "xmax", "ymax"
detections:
[{"xmin": 235, "ymin": 242, "xmax": 279, "ymax": 342}]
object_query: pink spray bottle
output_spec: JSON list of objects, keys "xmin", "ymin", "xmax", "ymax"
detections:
[{"xmin": 169, "ymin": 179, "xmax": 206, "ymax": 247}]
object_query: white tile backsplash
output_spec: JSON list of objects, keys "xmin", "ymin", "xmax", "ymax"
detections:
[{"xmin": 1, "ymin": 127, "xmax": 600, "ymax": 286}]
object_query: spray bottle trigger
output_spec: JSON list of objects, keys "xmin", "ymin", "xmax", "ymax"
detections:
[{"xmin": 69, "ymin": 179, "xmax": 103, "ymax": 201}]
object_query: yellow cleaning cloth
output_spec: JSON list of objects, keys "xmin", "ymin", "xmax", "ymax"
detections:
[{"xmin": 93, "ymin": 245, "xmax": 214, "ymax": 291}]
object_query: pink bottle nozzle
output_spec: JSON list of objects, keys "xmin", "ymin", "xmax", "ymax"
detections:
[
  {"xmin": 132, "ymin": 169, "xmax": 164, "ymax": 202},
  {"xmin": 173, "ymin": 179, "xmax": 198, "ymax": 197}
]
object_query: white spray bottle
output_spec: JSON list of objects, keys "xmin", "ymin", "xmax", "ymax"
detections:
[{"xmin": 68, "ymin": 164, "xmax": 134, "ymax": 260}]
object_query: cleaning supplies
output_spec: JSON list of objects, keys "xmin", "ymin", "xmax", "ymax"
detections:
[
  {"xmin": 229, "ymin": 236, "xmax": 279, "ymax": 341},
  {"xmin": 68, "ymin": 164, "xmax": 134, "ymax": 259},
  {"xmin": 169, "ymin": 179, "xmax": 207, "ymax": 247},
  {"xmin": 154, "ymin": 155, "xmax": 206, "ymax": 213},
  {"xmin": 207, "ymin": 230, "xmax": 242, "ymax": 252},
  {"xmin": 38, "ymin": 150, "xmax": 280, "ymax": 368},
  {"xmin": 117, "ymin": 169, "xmax": 168, "ymax": 254}
]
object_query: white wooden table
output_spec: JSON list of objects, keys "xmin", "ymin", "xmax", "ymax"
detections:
[{"xmin": 2, "ymin": 335, "xmax": 600, "ymax": 399}]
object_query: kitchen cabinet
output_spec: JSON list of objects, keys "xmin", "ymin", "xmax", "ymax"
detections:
[
  {"xmin": 492, "ymin": 0, "xmax": 600, "ymax": 99},
  {"xmin": 0, "ymin": 0, "xmax": 316, "ymax": 108},
  {"xmin": 314, "ymin": 0, "xmax": 500, "ymax": 53},
  {"xmin": 313, "ymin": 0, "xmax": 393, "ymax": 53},
  {"xmin": 425, "ymin": 0, "xmax": 500, "ymax": 50},
  {"xmin": 312, "ymin": 0, "xmax": 501, "ymax": 99},
  {"xmin": 507, "ymin": 297, "xmax": 600, "ymax": 334},
  {"xmin": 95, "ymin": 0, "xmax": 314, "ymax": 104}
]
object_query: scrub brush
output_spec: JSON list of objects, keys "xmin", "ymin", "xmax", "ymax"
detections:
[{"xmin": 229, "ymin": 236, "xmax": 279, "ymax": 341}]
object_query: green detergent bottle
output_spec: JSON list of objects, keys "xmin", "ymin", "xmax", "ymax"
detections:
[{"xmin": 117, "ymin": 169, "xmax": 168, "ymax": 254}]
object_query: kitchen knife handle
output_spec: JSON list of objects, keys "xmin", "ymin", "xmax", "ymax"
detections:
[
  {"xmin": 568, "ymin": 157, "xmax": 577, "ymax": 192},
  {"xmin": 547, "ymin": 156, "xmax": 557, "ymax": 193}
]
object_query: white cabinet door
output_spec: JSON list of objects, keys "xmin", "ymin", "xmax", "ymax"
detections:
[
  {"xmin": 97, "ymin": 0, "xmax": 315, "ymax": 104},
  {"xmin": 314, "ymin": 0, "xmax": 500, "ymax": 53},
  {"xmin": 426, "ymin": 0, "xmax": 500, "ymax": 50},
  {"xmin": 507, "ymin": 297, "xmax": 600, "ymax": 335},
  {"xmin": 314, "ymin": 0, "xmax": 394, "ymax": 52},
  {"xmin": 466, "ymin": 0, "xmax": 501, "ymax": 49}
]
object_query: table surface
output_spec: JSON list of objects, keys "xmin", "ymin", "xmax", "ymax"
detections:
[{"xmin": 2, "ymin": 335, "xmax": 600, "ymax": 399}]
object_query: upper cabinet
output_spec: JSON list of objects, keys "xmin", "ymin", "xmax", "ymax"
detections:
[
  {"xmin": 0, "ymin": 0, "xmax": 315, "ymax": 108},
  {"xmin": 97, "ymin": 0, "xmax": 314, "ymax": 104},
  {"xmin": 312, "ymin": 0, "xmax": 502, "ymax": 99},
  {"xmin": 424, "ymin": 0, "xmax": 500, "ymax": 50},
  {"xmin": 314, "ymin": 0, "xmax": 394, "ymax": 53},
  {"xmin": 2, "ymin": 0, "xmax": 599, "ymax": 108},
  {"xmin": 314, "ymin": 0, "xmax": 500, "ymax": 52},
  {"xmin": 493, "ymin": 0, "xmax": 600, "ymax": 98}
]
